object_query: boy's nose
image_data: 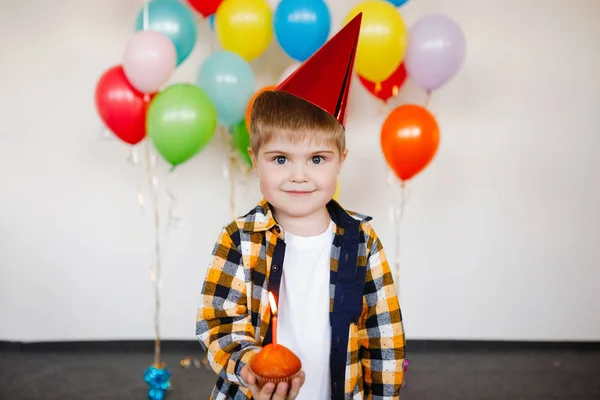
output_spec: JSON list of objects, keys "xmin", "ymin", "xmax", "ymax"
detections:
[{"xmin": 290, "ymin": 165, "xmax": 308, "ymax": 182}]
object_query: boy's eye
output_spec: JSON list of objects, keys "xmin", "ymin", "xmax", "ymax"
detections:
[
  {"xmin": 311, "ymin": 156, "xmax": 324, "ymax": 164},
  {"xmin": 274, "ymin": 156, "xmax": 287, "ymax": 165}
]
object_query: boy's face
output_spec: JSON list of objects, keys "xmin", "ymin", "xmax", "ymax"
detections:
[{"xmin": 249, "ymin": 135, "xmax": 347, "ymax": 220}]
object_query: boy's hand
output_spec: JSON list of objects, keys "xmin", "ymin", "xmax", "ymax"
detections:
[{"xmin": 240, "ymin": 365, "xmax": 305, "ymax": 400}]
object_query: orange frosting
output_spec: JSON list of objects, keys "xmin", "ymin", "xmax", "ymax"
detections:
[{"xmin": 249, "ymin": 344, "xmax": 302, "ymax": 379}]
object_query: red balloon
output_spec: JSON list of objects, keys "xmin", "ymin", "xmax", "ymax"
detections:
[
  {"xmin": 95, "ymin": 65, "xmax": 148, "ymax": 145},
  {"xmin": 187, "ymin": 0, "xmax": 222, "ymax": 17},
  {"xmin": 381, "ymin": 104, "xmax": 439, "ymax": 181},
  {"xmin": 359, "ymin": 63, "xmax": 407, "ymax": 102}
]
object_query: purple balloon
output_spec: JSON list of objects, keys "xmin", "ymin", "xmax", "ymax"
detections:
[{"xmin": 405, "ymin": 14, "xmax": 466, "ymax": 92}]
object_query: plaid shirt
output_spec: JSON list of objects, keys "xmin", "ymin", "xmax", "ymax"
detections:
[{"xmin": 196, "ymin": 200, "xmax": 405, "ymax": 399}]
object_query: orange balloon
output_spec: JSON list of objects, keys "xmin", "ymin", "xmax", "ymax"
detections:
[
  {"xmin": 381, "ymin": 105, "xmax": 440, "ymax": 181},
  {"xmin": 245, "ymin": 85, "xmax": 277, "ymax": 131}
]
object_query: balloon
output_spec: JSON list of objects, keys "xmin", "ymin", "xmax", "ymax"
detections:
[
  {"xmin": 231, "ymin": 120, "xmax": 253, "ymax": 167},
  {"xmin": 245, "ymin": 85, "xmax": 277, "ymax": 131},
  {"xmin": 135, "ymin": 0, "xmax": 197, "ymax": 66},
  {"xmin": 274, "ymin": 0, "xmax": 331, "ymax": 62},
  {"xmin": 388, "ymin": 0, "xmax": 410, "ymax": 6},
  {"xmin": 345, "ymin": 1, "xmax": 408, "ymax": 83},
  {"xmin": 215, "ymin": 0, "xmax": 273, "ymax": 61},
  {"xmin": 359, "ymin": 63, "xmax": 407, "ymax": 103},
  {"xmin": 208, "ymin": 14, "xmax": 216, "ymax": 31},
  {"xmin": 380, "ymin": 105, "xmax": 439, "ymax": 181},
  {"xmin": 95, "ymin": 65, "xmax": 149, "ymax": 145},
  {"xmin": 123, "ymin": 31, "xmax": 176, "ymax": 94},
  {"xmin": 278, "ymin": 62, "xmax": 301, "ymax": 84},
  {"xmin": 404, "ymin": 14, "xmax": 466, "ymax": 92},
  {"xmin": 197, "ymin": 51, "xmax": 256, "ymax": 126},
  {"xmin": 187, "ymin": 0, "xmax": 222, "ymax": 17},
  {"xmin": 147, "ymin": 84, "xmax": 217, "ymax": 166}
]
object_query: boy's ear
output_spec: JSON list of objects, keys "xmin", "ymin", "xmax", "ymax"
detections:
[
  {"xmin": 248, "ymin": 147, "xmax": 257, "ymax": 170},
  {"xmin": 338, "ymin": 148, "xmax": 349, "ymax": 173},
  {"xmin": 342, "ymin": 148, "xmax": 349, "ymax": 162}
]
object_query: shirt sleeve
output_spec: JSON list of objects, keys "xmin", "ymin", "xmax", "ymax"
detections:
[
  {"xmin": 359, "ymin": 235, "xmax": 406, "ymax": 399},
  {"xmin": 196, "ymin": 227, "xmax": 261, "ymax": 385}
]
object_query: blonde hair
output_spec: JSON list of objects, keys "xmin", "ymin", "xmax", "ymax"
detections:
[{"xmin": 249, "ymin": 90, "xmax": 345, "ymax": 155}]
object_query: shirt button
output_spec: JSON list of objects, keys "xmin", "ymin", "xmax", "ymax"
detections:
[{"xmin": 272, "ymin": 265, "xmax": 280, "ymax": 272}]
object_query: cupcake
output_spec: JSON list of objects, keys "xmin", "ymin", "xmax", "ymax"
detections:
[{"xmin": 249, "ymin": 343, "xmax": 302, "ymax": 385}]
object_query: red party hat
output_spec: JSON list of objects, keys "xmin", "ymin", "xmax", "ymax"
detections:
[{"xmin": 276, "ymin": 13, "xmax": 363, "ymax": 128}]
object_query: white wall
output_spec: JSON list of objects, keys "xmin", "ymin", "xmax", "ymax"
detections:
[{"xmin": 1, "ymin": 0, "xmax": 599, "ymax": 342}]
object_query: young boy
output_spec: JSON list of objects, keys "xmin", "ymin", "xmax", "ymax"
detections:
[{"xmin": 197, "ymin": 14, "xmax": 405, "ymax": 400}]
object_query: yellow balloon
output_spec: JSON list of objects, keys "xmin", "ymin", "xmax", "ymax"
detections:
[
  {"xmin": 345, "ymin": 1, "xmax": 408, "ymax": 83},
  {"xmin": 333, "ymin": 181, "xmax": 340, "ymax": 202},
  {"xmin": 215, "ymin": 0, "xmax": 273, "ymax": 61}
]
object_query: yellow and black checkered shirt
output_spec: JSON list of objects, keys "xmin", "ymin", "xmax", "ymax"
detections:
[{"xmin": 197, "ymin": 200, "xmax": 405, "ymax": 399}]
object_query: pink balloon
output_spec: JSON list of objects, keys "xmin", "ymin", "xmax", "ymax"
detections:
[
  {"xmin": 123, "ymin": 31, "xmax": 177, "ymax": 94},
  {"xmin": 405, "ymin": 14, "xmax": 466, "ymax": 92}
]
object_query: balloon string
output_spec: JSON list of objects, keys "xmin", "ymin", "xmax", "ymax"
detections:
[
  {"xmin": 208, "ymin": 9, "xmax": 218, "ymax": 54},
  {"xmin": 220, "ymin": 125, "xmax": 231, "ymax": 175},
  {"xmin": 208, "ymin": 30, "xmax": 217, "ymax": 53},
  {"xmin": 222, "ymin": 127, "xmax": 239, "ymax": 220},
  {"xmin": 378, "ymin": 99, "xmax": 391, "ymax": 117},
  {"xmin": 99, "ymin": 127, "xmax": 114, "ymax": 142},
  {"xmin": 126, "ymin": 146, "xmax": 145, "ymax": 217},
  {"xmin": 386, "ymin": 169, "xmax": 412, "ymax": 296},
  {"xmin": 219, "ymin": 125, "xmax": 248, "ymax": 220},
  {"xmin": 166, "ymin": 171, "xmax": 181, "ymax": 234},
  {"xmin": 130, "ymin": 140, "xmax": 170, "ymax": 368},
  {"xmin": 424, "ymin": 91, "xmax": 432, "ymax": 108},
  {"xmin": 218, "ymin": 126, "xmax": 234, "ymax": 219},
  {"xmin": 143, "ymin": 0, "xmax": 150, "ymax": 30},
  {"xmin": 143, "ymin": 140, "xmax": 162, "ymax": 367},
  {"xmin": 230, "ymin": 154, "xmax": 237, "ymax": 220}
]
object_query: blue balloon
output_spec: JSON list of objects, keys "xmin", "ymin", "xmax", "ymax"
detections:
[
  {"xmin": 197, "ymin": 51, "xmax": 256, "ymax": 126},
  {"xmin": 135, "ymin": 0, "xmax": 197, "ymax": 66},
  {"xmin": 274, "ymin": 0, "xmax": 331, "ymax": 62},
  {"xmin": 208, "ymin": 14, "xmax": 215, "ymax": 31},
  {"xmin": 388, "ymin": 0, "xmax": 410, "ymax": 6}
]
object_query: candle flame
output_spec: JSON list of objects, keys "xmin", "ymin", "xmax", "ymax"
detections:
[{"xmin": 268, "ymin": 292, "xmax": 277, "ymax": 315}]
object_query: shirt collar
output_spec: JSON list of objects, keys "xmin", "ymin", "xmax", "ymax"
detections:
[{"xmin": 235, "ymin": 199, "xmax": 372, "ymax": 233}]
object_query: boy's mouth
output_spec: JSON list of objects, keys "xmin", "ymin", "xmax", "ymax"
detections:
[{"xmin": 284, "ymin": 190, "xmax": 315, "ymax": 196}]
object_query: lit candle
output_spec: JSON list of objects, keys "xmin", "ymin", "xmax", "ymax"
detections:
[{"xmin": 268, "ymin": 292, "xmax": 278, "ymax": 345}]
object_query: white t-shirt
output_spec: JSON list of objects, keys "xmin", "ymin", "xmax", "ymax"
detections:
[{"xmin": 278, "ymin": 221, "xmax": 333, "ymax": 400}]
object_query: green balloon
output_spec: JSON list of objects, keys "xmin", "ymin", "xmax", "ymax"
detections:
[
  {"xmin": 231, "ymin": 120, "xmax": 253, "ymax": 167},
  {"xmin": 147, "ymin": 84, "xmax": 217, "ymax": 166}
]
